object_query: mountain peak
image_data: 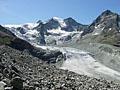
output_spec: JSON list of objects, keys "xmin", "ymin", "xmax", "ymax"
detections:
[
  {"xmin": 64, "ymin": 17, "xmax": 80, "ymax": 27},
  {"xmin": 90, "ymin": 10, "xmax": 118, "ymax": 27},
  {"xmin": 49, "ymin": 17, "xmax": 67, "ymax": 27},
  {"xmin": 52, "ymin": 17, "xmax": 63, "ymax": 21},
  {"xmin": 64, "ymin": 17, "xmax": 76, "ymax": 22},
  {"xmin": 37, "ymin": 20, "xmax": 42, "ymax": 24},
  {"xmin": 65, "ymin": 17, "xmax": 74, "ymax": 20},
  {"xmin": 101, "ymin": 10, "xmax": 115, "ymax": 16}
]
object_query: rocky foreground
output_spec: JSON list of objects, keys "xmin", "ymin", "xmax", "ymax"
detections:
[{"xmin": 0, "ymin": 46, "xmax": 120, "ymax": 90}]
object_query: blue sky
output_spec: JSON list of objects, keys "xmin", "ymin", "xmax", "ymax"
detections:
[{"xmin": 0, "ymin": 0, "xmax": 120, "ymax": 24}]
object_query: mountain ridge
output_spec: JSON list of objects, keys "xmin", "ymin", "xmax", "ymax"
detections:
[{"xmin": 4, "ymin": 10, "xmax": 120, "ymax": 46}]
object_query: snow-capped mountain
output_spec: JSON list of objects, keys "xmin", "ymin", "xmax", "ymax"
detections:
[
  {"xmin": 3, "ymin": 17, "xmax": 87, "ymax": 45},
  {"xmin": 3, "ymin": 10, "xmax": 120, "ymax": 46}
]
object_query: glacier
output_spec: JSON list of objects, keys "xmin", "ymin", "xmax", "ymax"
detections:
[{"xmin": 34, "ymin": 44, "xmax": 120, "ymax": 82}]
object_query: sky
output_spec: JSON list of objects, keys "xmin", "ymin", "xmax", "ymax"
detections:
[{"xmin": 0, "ymin": 0, "xmax": 120, "ymax": 24}]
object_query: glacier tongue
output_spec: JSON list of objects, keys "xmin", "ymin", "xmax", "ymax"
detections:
[{"xmin": 34, "ymin": 44, "xmax": 120, "ymax": 81}]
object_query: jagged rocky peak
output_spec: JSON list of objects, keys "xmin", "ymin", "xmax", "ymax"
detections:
[
  {"xmin": 64, "ymin": 17, "xmax": 80, "ymax": 26},
  {"xmin": 80, "ymin": 10, "xmax": 120, "ymax": 46},
  {"xmin": 35, "ymin": 20, "xmax": 44, "ymax": 30},
  {"xmin": 88, "ymin": 10, "xmax": 120, "ymax": 35},
  {"xmin": 44, "ymin": 17, "xmax": 66, "ymax": 30},
  {"xmin": 63, "ymin": 17, "xmax": 88, "ymax": 32},
  {"xmin": 90, "ymin": 10, "xmax": 119, "ymax": 27},
  {"xmin": 101, "ymin": 10, "xmax": 115, "ymax": 16}
]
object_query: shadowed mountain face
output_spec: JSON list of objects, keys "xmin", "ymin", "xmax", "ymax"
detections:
[
  {"xmin": 0, "ymin": 25, "xmax": 15, "ymax": 37},
  {"xmin": 0, "ymin": 25, "xmax": 15, "ymax": 45},
  {"xmin": 63, "ymin": 17, "xmax": 88, "ymax": 32}
]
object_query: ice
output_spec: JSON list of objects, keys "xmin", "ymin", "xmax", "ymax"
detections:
[{"xmin": 34, "ymin": 44, "xmax": 120, "ymax": 80}]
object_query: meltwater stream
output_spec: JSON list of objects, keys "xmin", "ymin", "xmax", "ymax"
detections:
[{"xmin": 35, "ymin": 45, "xmax": 120, "ymax": 81}]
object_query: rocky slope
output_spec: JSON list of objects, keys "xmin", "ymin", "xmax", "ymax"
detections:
[
  {"xmin": 80, "ymin": 10, "xmax": 120, "ymax": 46},
  {"xmin": 1, "ymin": 45, "xmax": 120, "ymax": 90}
]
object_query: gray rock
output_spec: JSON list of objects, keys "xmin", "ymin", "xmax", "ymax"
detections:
[{"xmin": 10, "ymin": 76, "xmax": 24, "ymax": 90}]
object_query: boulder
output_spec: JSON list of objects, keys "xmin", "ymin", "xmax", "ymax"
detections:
[{"xmin": 10, "ymin": 76, "xmax": 24, "ymax": 90}]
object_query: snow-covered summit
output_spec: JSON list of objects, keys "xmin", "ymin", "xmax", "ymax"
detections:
[{"xmin": 3, "ymin": 17, "xmax": 87, "ymax": 45}]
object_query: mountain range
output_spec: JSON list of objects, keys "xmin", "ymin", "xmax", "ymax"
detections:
[
  {"xmin": 1, "ymin": 10, "xmax": 120, "ymax": 90},
  {"xmin": 3, "ymin": 10, "xmax": 120, "ymax": 47}
]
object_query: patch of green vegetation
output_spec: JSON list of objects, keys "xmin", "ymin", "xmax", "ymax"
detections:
[{"xmin": 0, "ymin": 36, "xmax": 11, "ymax": 45}]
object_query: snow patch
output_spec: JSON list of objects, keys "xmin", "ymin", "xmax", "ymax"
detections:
[
  {"xmin": 93, "ymin": 33, "xmax": 99, "ymax": 35},
  {"xmin": 93, "ymin": 24, "xmax": 104, "ymax": 35},
  {"xmin": 46, "ymin": 27, "xmax": 80, "ymax": 44},
  {"xmin": 48, "ymin": 27, "xmax": 79, "ymax": 36},
  {"xmin": 109, "ymin": 28, "xmax": 112, "ymax": 31}
]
